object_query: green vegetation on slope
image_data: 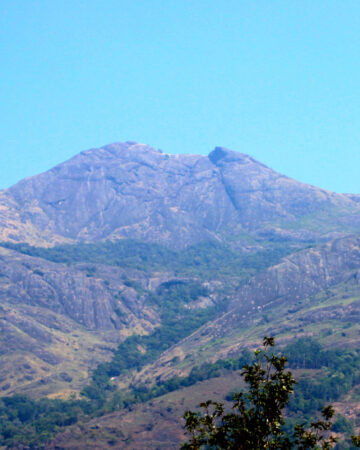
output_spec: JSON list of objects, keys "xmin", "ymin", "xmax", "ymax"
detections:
[
  {"xmin": 1, "ymin": 337, "xmax": 360, "ymax": 448},
  {"xmin": 82, "ymin": 279, "xmax": 225, "ymax": 403},
  {"xmin": 285, "ymin": 337, "xmax": 360, "ymax": 417},
  {"xmin": 0, "ymin": 239, "xmax": 295, "ymax": 279},
  {"xmin": 0, "ymin": 395, "xmax": 93, "ymax": 448}
]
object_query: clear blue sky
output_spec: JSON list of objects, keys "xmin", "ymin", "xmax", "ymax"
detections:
[{"xmin": 1, "ymin": 0, "xmax": 360, "ymax": 193}]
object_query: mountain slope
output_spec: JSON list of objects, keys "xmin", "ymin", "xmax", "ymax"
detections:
[
  {"xmin": 1, "ymin": 142, "xmax": 360, "ymax": 248},
  {"xmin": 0, "ymin": 246, "xmax": 159, "ymax": 396},
  {"xmin": 0, "ymin": 243, "xmax": 232, "ymax": 396},
  {"xmin": 130, "ymin": 235, "xmax": 360, "ymax": 385}
]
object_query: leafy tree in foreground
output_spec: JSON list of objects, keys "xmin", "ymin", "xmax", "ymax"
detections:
[{"xmin": 181, "ymin": 337, "xmax": 345, "ymax": 449}]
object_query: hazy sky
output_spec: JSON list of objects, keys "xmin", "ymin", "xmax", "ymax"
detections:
[{"xmin": 1, "ymin": 1, "xmax": 360, "ymax": 192}]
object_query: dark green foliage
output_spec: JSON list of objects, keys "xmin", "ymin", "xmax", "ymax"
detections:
[
  {"xmin": 181, "ymin": 338, "xmax": 338, "ymax": 449},
  {"xmin": 0, "ymin": 239, "xmax": 293, "ymax": 280},
  {"xmin": 284, "ymin": 337, "xmax": 323, "ymax": 369},
  {"xmin": 332, "ymin": 415, "xmax": 354, "ymax": 435},
  {"xmin": 0, "ymin": 395, "xmax": 92, "ymax": 448},
  {"xmin": 283, "ymin": 338, "xmax": 360, "ymax": 417}
]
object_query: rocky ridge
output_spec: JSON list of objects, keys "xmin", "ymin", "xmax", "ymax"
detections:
[{"xmin": 1, "ymin": 142, "xmax": 360, "ymax": 248}]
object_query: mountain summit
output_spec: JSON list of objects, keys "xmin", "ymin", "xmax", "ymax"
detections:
[{"xmin": 0, "ymin": 142, "xmax": 359, "ymax": 248}]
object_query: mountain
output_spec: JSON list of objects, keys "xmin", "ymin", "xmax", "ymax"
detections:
[
  {"xmin": 2, "ymin": 142, "xmax": 360, "ymax": 448},
  {"xmin": 1, "ymin": 141, "xmax": 360, "ymax": 248}
]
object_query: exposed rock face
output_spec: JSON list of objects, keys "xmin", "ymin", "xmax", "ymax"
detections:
[
  {"xmin": 0, "ymin": 246, "xmax": 159, "ymax": 395},
  {"xmin": 1, "ymin": 142, "xmax": 360, "ymax": 247},
  {"xmin": 230, "ymin": 235, "xmax": 360, "ymax": 312},
  {"xmin": 135, "ymin": 235, "xmax": 360, "ymax": 383},
  {"xmin": 0, "ymin": 247, "xmax": 156, "ymax": 331}
]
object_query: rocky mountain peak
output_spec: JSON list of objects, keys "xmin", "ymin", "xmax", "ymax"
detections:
[
  {"xmin": 1, "ymin": 141, "xmax": 360, "ymax": 248},
  {"xmin": 74, "ymin": 141, "xmax": 165, "ymax": 167},
  {"xmin": 208, "ymin": 146, "xmax": 256, "ymax": 166}
]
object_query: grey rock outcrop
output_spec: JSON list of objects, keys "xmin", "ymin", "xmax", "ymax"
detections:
[{"xmin": 1, "ymin": 142, "xmax": 360, "ymax": 247}]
